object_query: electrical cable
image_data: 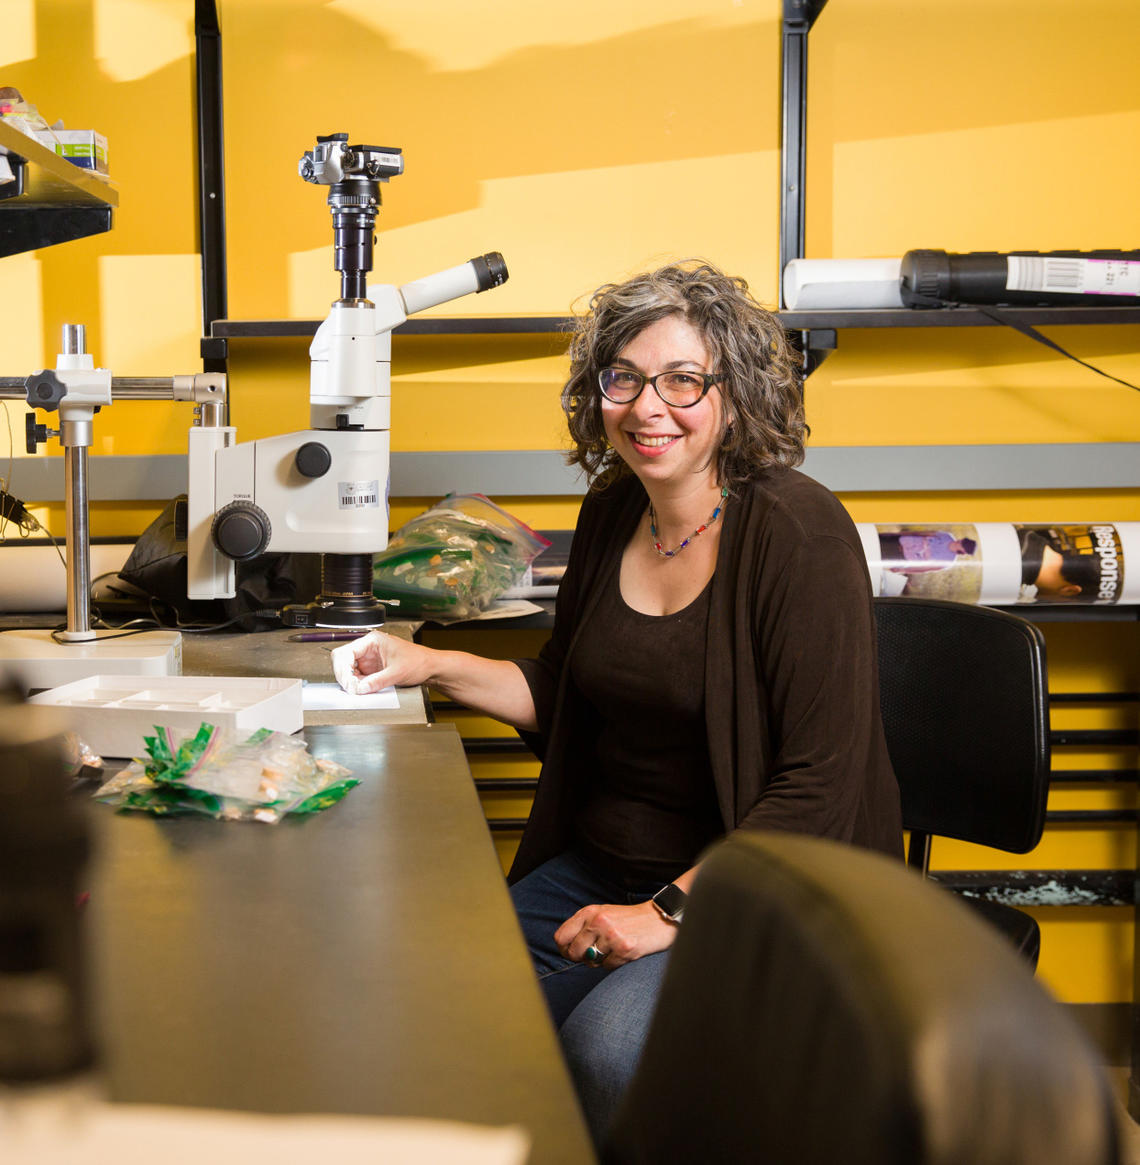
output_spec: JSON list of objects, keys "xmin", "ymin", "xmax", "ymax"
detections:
[
  {"xmin": 975, "ymin": 305, "xmax": 1140, "ymax": 393},
  {"xmin": 141, "ymin": 596, "xmax": 283, "ymax": 634},
  {"xmin": 0, "ymin": 486, "xmax": 67, "ymax": 568}
]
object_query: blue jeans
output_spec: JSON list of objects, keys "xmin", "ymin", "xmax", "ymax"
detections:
[{"xmin": 510, "ymin": 851, "xmax": 671, "ymax": 1145}]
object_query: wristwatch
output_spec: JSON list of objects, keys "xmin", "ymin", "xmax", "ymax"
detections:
[{"xmin": 651, "ymin": 882, "xmax": 687, "ymax": 924}]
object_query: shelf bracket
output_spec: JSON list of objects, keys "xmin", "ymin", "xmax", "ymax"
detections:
[{"xmin": 788, "ymin": 326, "xmax": 836, "ymax": 378}]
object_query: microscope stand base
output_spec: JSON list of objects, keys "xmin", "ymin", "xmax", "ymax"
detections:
[{"xmin": 0, "ymin": 629, "xmax": 182, "ymax": 695}]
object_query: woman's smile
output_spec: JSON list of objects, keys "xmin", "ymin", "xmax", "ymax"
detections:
[{"xmin": 626, "ymin": 431, "xmax": 682, "ymax": 453}]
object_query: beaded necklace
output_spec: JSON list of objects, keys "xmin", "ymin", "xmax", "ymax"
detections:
[{"xmin": 648, "ymin": 486, "xmax": 729, "ymax": 558}]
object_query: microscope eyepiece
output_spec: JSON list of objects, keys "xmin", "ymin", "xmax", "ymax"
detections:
[{"xmin": 470, "ymin": 252, "xmax": 509, "ymax": 292}]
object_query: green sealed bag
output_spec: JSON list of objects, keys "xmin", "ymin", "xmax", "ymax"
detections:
[
  {"xmin": 373, "ymin": 493, "xmax": 549, "ymax": 621},
  {"xmin": 94, "ymin": 723, "xmax": 358, "ymax": 823}
]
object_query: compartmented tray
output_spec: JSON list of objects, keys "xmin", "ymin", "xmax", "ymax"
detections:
[{"xmin": 29, "ymin": 675, "xmax": 304, "ymax": 758}]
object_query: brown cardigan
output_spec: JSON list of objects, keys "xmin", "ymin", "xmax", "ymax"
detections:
[{"xmin": 509, "ymin": 467, "xmax": 903, "ymax": 884}]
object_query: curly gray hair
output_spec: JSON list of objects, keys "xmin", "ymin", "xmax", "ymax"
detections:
[{"xmin": 561, "ymin": 261, "xmax": 806, "ymax": 490}]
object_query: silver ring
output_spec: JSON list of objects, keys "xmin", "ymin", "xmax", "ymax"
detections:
[{"xmin": 584, "ymin": 944, "xmax": 603, "ymax": 966}]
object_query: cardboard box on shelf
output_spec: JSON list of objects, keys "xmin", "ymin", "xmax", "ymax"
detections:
[{"xmin": 34, "ymin": 129, "xmax": 108, "ymax": 173}]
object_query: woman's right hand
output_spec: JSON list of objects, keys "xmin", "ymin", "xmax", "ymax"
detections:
[
  {"xmin": 331, "ymin": 631, "xmax": 437, "ymax": 695},
  {"xmin": 331, "ymin": 630, "xmax": 538, "ymax": 730}
]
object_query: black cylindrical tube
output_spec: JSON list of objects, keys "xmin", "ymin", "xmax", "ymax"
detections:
[
  {"xmin": 901, "ymin": 248, "xmax": 1140, "ymax": 308},
  {"xmin": 322, "ymin": 552, "xmax": 373, "ymax": 599},
  {"xmin": 316, "ymin": 552, "xmax": 386, "ymax": 627},
  {"xmin": 332, "ymin": 209, "xmax": 374, "ymax": 299}
]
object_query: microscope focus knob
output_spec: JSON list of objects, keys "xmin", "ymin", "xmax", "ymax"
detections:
[
  {"xmin": 211, "ymin": 502, "xmax": 272, "ymax": 561},
  {"xmin": 295, "ymin": 441, "xmax": 332, "ymax": 478}
]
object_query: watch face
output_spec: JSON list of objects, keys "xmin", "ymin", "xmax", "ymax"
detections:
[{"xmin": 654, "ymin": 883, "xmax": 687, "ymax": 920}]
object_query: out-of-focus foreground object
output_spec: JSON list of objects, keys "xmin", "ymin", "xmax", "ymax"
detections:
[
  {"xmin": 0, "ymin": 684, "xmax": 94, "ymax": 1083},
  {"xmin": 606, "ymin": 831, "xmax": 1119, "ymax": 1165}
]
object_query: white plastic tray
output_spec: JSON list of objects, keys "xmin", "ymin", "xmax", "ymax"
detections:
[{"xmin": 29, "ymin": 675, "xmax": 304, "ymax": 758}]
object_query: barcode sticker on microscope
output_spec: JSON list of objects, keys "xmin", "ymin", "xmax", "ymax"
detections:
[
  {"xmin": 1007, "ymin": 256, "xmax": 1140, "ymax": 296},
  {"xmin": 338, "ymin": 480, "xmax": 381, "ymax": 509}
]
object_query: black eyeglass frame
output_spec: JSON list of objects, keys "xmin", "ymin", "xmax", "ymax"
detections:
[{"xmin": 596, "ymin": 367, "xmax": 720, "ymax": 408}]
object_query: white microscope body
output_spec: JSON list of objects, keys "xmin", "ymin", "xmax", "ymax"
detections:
[{"xmin": 186, "ymin": 135, "xmax": 508, "ymax": 627}]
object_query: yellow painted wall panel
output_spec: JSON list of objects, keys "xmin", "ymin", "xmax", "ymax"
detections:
[
  {"xmin": 830, "ymin": 112, "xmax": 1140, "ymax": 258},
  {"xmin": 837, "ymin": 493, "xmax": 1140, "ymax": 525},
  {"xmin": 477, "ymin": 789, "xmax": 537, "ymax": 822},
  {"xmin": 220, "ymin": 1, "xmax": 778, "ymax": 319},
  {"xmin": 1047, "ymin": 787, "xmax": 1138, "ymax": 813},
  {"xmin": 493, "ymin": 834, "xmax": 523, "ymax": 877},
  {"xmin": 225, "ymin": 334, "xmax": 574, "ymax": 452},
  {"xmin": 287, "ymin": 153, "xmax": 779, "ymax": 321},
  {"xmin": 389, "ymin": 496, "xmax": 581, "ymax": 534},
  {"xmin": 1040, "ymin": 623, "xmax": 1140, "ymax": 695},
  {"xmin": 1031, "ymin": 908, "xmax": 1133, "ymax": 1004},
  {"xmin": 1049, "ymin": 706, "xmax": 1140, "ymax": 733},
  {"xmin": 805, "ymin": 328, "xmax": 1140, "ymax": 449},
  {"xmin": 805, "ymin": 0, "xmax": 1140, "ymax": 258},
  {"xmin": 26, "ymin": 500, "xmax": 164, "ymax": 539},
  {"xmin": 930, "ymin": 827, "xmax": 1136, "ymax": 873}
]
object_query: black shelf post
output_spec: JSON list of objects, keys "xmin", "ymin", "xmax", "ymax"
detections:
[
  {"xmin": 779, "ymin": 0, "xmax": 828, "ymax": 306},
  {"xmin": 195, "ymin": 0, "xmax": 229, "ymax": 388},
  {"xmin": 780, "ymin": 1, "xmax": 829, "ymax": 377}
]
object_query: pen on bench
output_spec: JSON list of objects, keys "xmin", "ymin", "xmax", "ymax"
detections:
[{"xmin": 287, "ymin": 631, "xmax": 366, "ymax": 643}]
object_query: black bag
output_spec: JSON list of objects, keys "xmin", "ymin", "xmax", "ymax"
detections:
[{"xmin": 118, "ymin": 497, "xmax": 320, "ymax": 632}]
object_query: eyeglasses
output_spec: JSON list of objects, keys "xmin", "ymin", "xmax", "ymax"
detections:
[{"xmin": 597, "ymin": 367, "xmax": 719, "ymax": 408}]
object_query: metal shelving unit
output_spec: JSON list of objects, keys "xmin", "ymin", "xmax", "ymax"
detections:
[
  {"xmin": 776, "ymin": 0, "xmax": 1140, "ymax": 369},
  {"xmin": 193, "ymin": 0, "xmax": 1140, "ymax": 358}
]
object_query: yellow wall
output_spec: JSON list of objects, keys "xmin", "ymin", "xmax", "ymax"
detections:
[
  {"xmin": 5, "ymin": 0, "xmax": 1139, "ymax": 497},
  {"xmin": 4, "ymin": 0, "xmax": 1140, "ymax": 1010}
]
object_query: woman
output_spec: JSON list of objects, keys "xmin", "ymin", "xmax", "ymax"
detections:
[{"xmin": 332, "ymin": 261, "xmax": 903, "ymax": 1142}]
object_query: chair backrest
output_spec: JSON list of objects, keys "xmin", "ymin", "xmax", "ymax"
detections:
[
  {"xmin": 874, "ymin": 597, "xmax": 1050, "ymax": 855},
  {"xmin": 605, "ymin": 831, "xmax": 1120, "ymax": 1165}
]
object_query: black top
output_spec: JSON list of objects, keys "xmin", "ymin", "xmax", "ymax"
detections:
[
  {"xmin": 570, "ymin": 567, "xmax": 721, "ymax": 886},
  {"xmin": 511, "ymin": 468, "xmax": 903, "ymax": 885}
]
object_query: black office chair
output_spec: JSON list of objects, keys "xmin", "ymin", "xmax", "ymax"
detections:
[
  {"xmin": 605, "ymin": 831, "xmax": 1120, "ymax": 1165},
  {"xmin": 873, "ymin": 597, "xmax": 1050, "ymax": 966}
]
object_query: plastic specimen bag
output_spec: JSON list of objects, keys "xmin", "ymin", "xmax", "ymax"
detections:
[
  {"xmin": 372, "ymin": 493, "xmax": 550, "ymax": 622},
  {"xmin": 93, "ymin": 723, "xmax": 358, "ymax": 823}
]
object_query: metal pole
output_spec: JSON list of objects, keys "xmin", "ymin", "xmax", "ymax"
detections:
[
  {"xmin": 57, "ymin": 324, "xmax": 96, "ymax": 641},
  {"xmin": 0, "ymin": 377, "xmax": 225, "ymax": 401},
  {"xmin": 61, "ymin": 324, "xmax": 85, "ymax": 357},
  {"xmin": 61, "ymin": 445, "xmax": 93, "ymax": 640}
]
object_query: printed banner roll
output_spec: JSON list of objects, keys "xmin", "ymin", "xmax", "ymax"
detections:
[{"xmin": 857, "ymin": 523, "xmax": 1140, "ymax": 606}]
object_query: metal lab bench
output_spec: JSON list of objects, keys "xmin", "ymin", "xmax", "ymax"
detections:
[{"xmin": 83, "ymin": 722, "xmax": 594, "ymax": 1163}]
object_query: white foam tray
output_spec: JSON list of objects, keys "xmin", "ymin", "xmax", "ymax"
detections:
[{"xmin": 29, "ymin": 675, "xmax": 304, "ymax": 759}]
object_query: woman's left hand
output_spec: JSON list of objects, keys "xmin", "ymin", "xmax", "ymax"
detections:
[{"xmin": 554, "ymin": 901, "xmax": 678, "ymax": 969}]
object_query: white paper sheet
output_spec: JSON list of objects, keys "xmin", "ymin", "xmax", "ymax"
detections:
[{"xmin": 302, "ymin": 681, "xmax": 400, "ymax": 711}]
